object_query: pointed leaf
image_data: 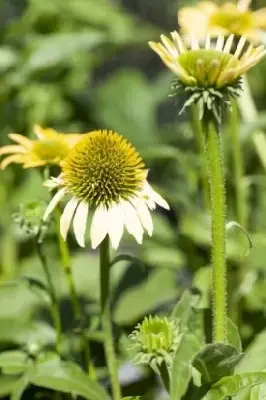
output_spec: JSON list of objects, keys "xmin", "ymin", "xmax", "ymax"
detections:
[
  {"xmin": 31, "ymin": 359, "xmax": 109, "ymax": 400},
  {"xmin": 193, "ymin": 343, "xmax": 243, "ymax": 383}
]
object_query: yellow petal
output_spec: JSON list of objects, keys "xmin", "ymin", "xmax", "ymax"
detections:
[
  {"xmin": 0, "ymin": 154, "xmax": 25, "ymax": 169},
  {"xmin": 8, "ymin": 133, "xmax": 32, "ymax": 149},
  {"xmin": 0, "ymin": 145, "xmax": 26, "ymax": 155},
  {"xmin": 33, "ymin": 125, "xmax": 58, "ymax": 140},
  {"xmin": 253, "ymin": 8, "xmax": 266, "ymax": 29}
]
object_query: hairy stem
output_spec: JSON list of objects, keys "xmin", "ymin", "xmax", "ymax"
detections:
[
  {"xmin": 35, "ymin": 233, "xmax": 62, "ymax": 352},
  {"xmin": 191, "ymin": 104, "xmax": 209, "ymax": 210},
  {"xmin": 100, "ymin": 236, "xmax": 121, "ymax": 400},
  {"xmin": 203, "ymin": 115, "xmax": 227, "ymax": 343},
  {"xmin": 55, "ymin": 207, "xmax": 95, "ymax": 378}
]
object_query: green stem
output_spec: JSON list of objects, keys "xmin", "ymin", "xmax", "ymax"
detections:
[
  {"xmin": 191, "ymin": 104, "xmax": 209, "ymax": 210},
  {"xmin": 55, "ymin": 207, "xmax": 96, "ymax": 378},
  {"xmin": 229, "ymin": 100, "xmax": 246, "ymax": 228},
  {"xmin": 159, "ymin": 362, "xmax": 170, "ymax": 393},
  {"xmin": 203, "ymin": 115, "xmax": 227, "ymax": 343},
  {"xmin": 100, "ymin": 236, "xmax": 121, "ymax": 400},
  {"xmin": 35, "ymin": 233, "xmax": 62, "ymax": 352},
  {"xmin": 238, "ymin": 75, "xmax": 266, "ymax": 171}
]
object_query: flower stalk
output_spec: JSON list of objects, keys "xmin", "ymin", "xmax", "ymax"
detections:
[
  {"xmin": 202, "ymin": 113, "xmax": 227, "ymax": 343},
  {"xmin": 100, "ymin": 236, "xmax": 121, "ymax": 400}
]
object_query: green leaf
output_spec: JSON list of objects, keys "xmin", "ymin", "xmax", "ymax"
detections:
[
  {"xmin": 170, "ymin": 332, "xmax": 202, "ymax": 400},
  {"xmin": 0, "ymin": 376, "xmax": 22, "ymax": 397},
  {"xmin": 25, "ymin": 31, "xmax": 105, "ymax": 70},
  {"xmin": 204, "ymin": 373, "xmax": 266, "ymax": 400},
  {"xmin": 236, "ymin": 329, "xmax": 266, "ymax": 373},
  {"xmin": 227, "ymin": 318, "xmax": 242, "ymax": 352},
  {"xmin": 193, "ymin": 343, "xmax": 243, "ymax": 383},
  {"xmin": 31, "ymin": 359, "xmax": 109, "ymax": 400},
  {"xmin": 114, "ymin": 269, "xmax": 178, "ymax": 325},
  {"xmin": 11, "ymin": 374, "xmax": 31, "ymax": 400},
  {"xmin": 0, "ymin": 351, "xmax": 31, "ymax": 375}
]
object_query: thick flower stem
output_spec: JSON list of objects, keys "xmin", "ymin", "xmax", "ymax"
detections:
[
  {"xmin": 55, "ymin": 207, "xmax": 95, "ymax": 378},
  {"xmin": 100, "ymin": 236, "xmax": 121, "ymax": 400},
  {"xmin": 35, "ymin": 233, "xmax": 62, "ymax": 352},
  {"xmin": 203, "ymin": 114, "xmax": 227, "ymax": 343},
  {"xmin": 191, "ymin": 104, "xmax": 209, "ymax": 210}
]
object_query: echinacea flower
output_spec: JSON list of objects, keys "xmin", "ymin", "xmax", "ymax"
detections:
[
  {"xmin": 129, "ymin": 316, "xmax": 181, "ymax": 373},
  {"xmin": 178, "ymin": 0, "xmax": 266, "ymax": 43},
  {"xmin": 43, "ymin": 130, "xmax": 169, "ymax": 250},
  {"xmin": 0, "ymin": 125, "xmax": 82, "ymax": 169},
  {"xmin": 149, "ymin": 32, "xmax": 266, "ymax": 121}
]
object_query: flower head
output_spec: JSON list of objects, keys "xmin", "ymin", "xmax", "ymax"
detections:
[
  {"xmin": 43, "ymin": 130, "xmax": 169, "ymax": 249},
  {"xmin": 129, "ymin": 316, "xmax": 181, "ymax": 373},
  {"xmin": 149, "ymin": 33, "xmax": 265, "ymax": 121},
  {"xmin": 178, "ymin": 0, "xmax": 266, "ymax": 43},
  {"xmin": 0, "ymin": 125, "xmax": 82, "ymax": 169}
]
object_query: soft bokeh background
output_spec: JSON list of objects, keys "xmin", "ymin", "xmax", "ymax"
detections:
[{"xmin": 1, "ymin": 0, "xmax": 266, "ymax": 398}]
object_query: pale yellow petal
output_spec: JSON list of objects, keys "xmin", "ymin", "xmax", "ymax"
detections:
[
  {"xmin": 0, "ymin": 145, "xmax": 26, "ymax": 155},
  {"xmin": 60, "ymin": 197, "xmax": 79, "ymax": 241},
  {"xmin": 0, "ymin": 154, "xmax": 25, "ymax": 169},
  {"xmin": 8, "ymin": 133, "xmax": 32, "ymax": 149},
  {"xmin": 253, "ymin": 8, "xmax": 266, "ymax": 29},
  {"xmin": 73, "ymin": 201, "xmax": 89, "ymax": 247}
]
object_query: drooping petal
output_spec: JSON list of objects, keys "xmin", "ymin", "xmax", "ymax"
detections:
[
  {"xmin": 234, "ymin": 36, "xmax": 247, "ymax": 58},
  {"xmin": 121, "ymin": 201, "xmax": 143, "ymax": 244},
  {"xmin": 223, "ymin": 34, "xmax": 234, "ymax": 53},
  {"xmin": 144, "ymin": 182, "xmax": 170, "ymax": 210},
  {"xmin": 0, "ymin": 154, "xmax": 25, "ymax": 169},
  {"xmin": 8, "ymin": 133, "xmax": 32, "ymax": 149},
  {"xmin": 135, "ymin": 200, "xmax": 153, "ymax": 236},
  {"xmin": 0, "ymin": 145, "xmax": 26, "ymax": 155},
  {"xmin": 60, "ymin": 197, "xmax": 79, "ymax": 240},
  {"xmin": 90, "ymin": 205, "xmax": 108, "ymax": 249},
  {"xmin": 107, "ymin": 205, "xmax": 124, "ymax": 249},
  {"xmin": 73, "ymin": 201, "xmax": 89, "ymax": 247},
  {"xmin": 216, "ymin": 35, "xmax": 225, "ymax": 52},
  {"xmin": 43, "ymin": 188, "xmax": 66, "ymax": 221}
]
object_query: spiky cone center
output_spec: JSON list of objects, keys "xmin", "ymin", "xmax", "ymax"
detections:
[
  {"xmin": 61, "ymin": 130, "xmax": 146, "ymax": 209},
  {"xmin": 32, "ymin": 139, "xmax": 69, "ymax": 163},
  {"xmin": 129, "ymin": 316, "xmax": 180, "ymax": 359}
]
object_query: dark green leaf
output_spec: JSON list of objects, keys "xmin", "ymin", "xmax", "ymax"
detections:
[
  {"xmin": 204, "ymin": 373, "xmax": 266, "ymax": 400},
  {"xmin": 193, "ymin": 343, "xmax": 243, "ymax": 383},
  {"xmin": 31, "ymin": 359, "xmax": 109, "ymax": 400},
  {"xmin": 170, "ymin": 332, "xmax": 202, "ymax": 400}
]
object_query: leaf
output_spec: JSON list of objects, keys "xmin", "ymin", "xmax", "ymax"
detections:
[
  {"xmin": 0, "ymin": 350, "xmax": 31, "ymax": 375},
  {"xmin": 31, "ymin": 359, "xmax": 109, "ymax": 400},
  {"xmin": 193, "ymin": 343, "xmax": 243, "ymax": 383},
  {"xmin": 11, "ymin": 374, "xmax": 31, "ymax": 400},
  {"xmin": 25, "ymin": 31, "xmax": 105, "ymax": 70},
  {"xmin": 114, "ymin": 269, "xmax": 178, "ymax": 325},
  {"xmin": 236, "ymin": 329, "xmax": 266, "ymax": 374},
  {"xmin": 94, "ymin": 70, "xmax": 161, "ymax": 148},
  {"xmin": 0, "ymin": 376, "xmax": 22, "ymax": 397},
  {"xmin": 170, "ymin": 332, "xmax": 202, "ymax": 400},
  {"xmin": 227, "ymin": 318, "xmax": 242, "ymax": 352},
  {"xmin": 226, "ymin": 221, "xmax": 253, "ymax": 256},
  {"xmin": 204, "ymin": 373, "xmax": 266, "ymax": 400}
]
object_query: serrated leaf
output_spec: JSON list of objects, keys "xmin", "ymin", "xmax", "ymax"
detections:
[
  {"xmin": 31, "ymin": 359, "xmax": 109, "ymax": 400},
  {"xmin": 170, "ymin": 332, "xmax": 202, "ymax": 400},
  {"xmin": 193, "ymin": 343, "xmax": 243, "ymax": 383},
  {"xmin": 204, "ymin": 373, "xmax": 266, "ymax": 400}
]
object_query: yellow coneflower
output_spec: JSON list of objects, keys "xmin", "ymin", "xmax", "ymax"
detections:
[
  {"xmin": 0, "ymin": 125, "xmax": 82, "ymax": 169},
  {"xmin": 43, "ymin": 130, "xmax": 169, "ymax": 250},
  {"xmin": 149, "ymin": 32, "xmax": 265, "ymax": 120},
  {"xmin": 178, "ymin": 0, "xmax": 266, "ymax": 43}
]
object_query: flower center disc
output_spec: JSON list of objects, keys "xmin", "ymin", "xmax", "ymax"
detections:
[
  {"xmin": 62, "ymin": 130, "xmax": 145, "ymax": 207},
  {"xmin": 33, "ymin": 140, "xmax": 69, "ymax": 162},
  {"xmin": 210, "ymin": 6, "xmax": 252, "ymax": 35}
]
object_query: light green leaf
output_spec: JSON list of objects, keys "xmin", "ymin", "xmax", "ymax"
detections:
[
  {"xmin": 11, "ymin": 374, "xmax": 31, "ymax": 400},
  {"xmin": 193, "ymin": 343, "xmax": 243, "ymax": 383},
  {"xmin": 0, "ymin": 351, "xmax": 31, "ymax": 375},
  {"xmin": 204, "ymin": 373, "xmax": 266, "ymax": 400},
  {"xmin": 26, "ymin": 31, "xmax": 105, "ymax": 70},
  {"xmin": 31, "ymin": 359, "xmax": 109, "ymax": 400},
  {"xmin": 0, "ymin": 376, "xmax": 22, "ymax": 397},
  {"xmin": 228, "ymin": 318, "xmax": 242, "ymax": 353},
  {"xmin": 114, "ymin": 269, "xmax": 178, "ymax": 325},
  {"xmin": 170, "ymin": 333, "xmax": 202, "ymax": 400}
]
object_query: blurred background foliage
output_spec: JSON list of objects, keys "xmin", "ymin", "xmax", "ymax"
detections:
[{"xmin": 1, "ymin": 0, "xmax": 266, "ymax": 398}]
